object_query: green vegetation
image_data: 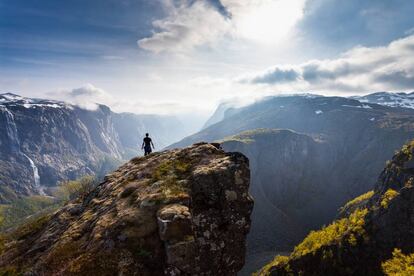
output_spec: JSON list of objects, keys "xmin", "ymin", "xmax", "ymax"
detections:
[
  {"xmin": 257, "ymin": 256, "xmax": 291, "ymax": 276},
  {"xmin": 382, "ymin": 249, "xmax": 414, "ymax": 275},
  {"xmin": 0, "ymin": 186, "xmax": 18, "ymax": 204},
  {"xmin": 381, "ymin": 189, "xmax": 399, "ymax": 209},
  {"xmin": 394, "ymin": 140, "xmax": 414, "ymax": 164},
  {"xmin": 0, "ymin": 175, "xmax": 98, "ymax": 232},
  {"xmin": 0, "ymin": 266, "xmax": 19, "ymax": 276},
  {"xmin": 53, "ymin": 175, "xmax": 98, "ymax": 202},
  {"xmin": 220, "ymin": 128, "xmax": 280, "ymax": 144},
  {"xmin": 95, "ymin": 155, "xmax": 123, "ymax": 179},
  {"xmin": 261, "ymin": 208, "xmax": 369, "ymax": 274},
  {"xmin": 9, "ymin": 213, "xmax": 51, "ymax": 241},
  {"xmin": 0, "ymin": 196, "xmax": 57, "ymax": 231},
  {"xmin": 292, "ymin": 208, "xmax": 368, "ymax": 257},
  {"xmin": 400, "ymin": 142, "xmax": 414, "ymax": 160},
  {"xmin": 151, "ymin": 157, "xmax": 192, "ymax": 199},
  {"xmin": 341, "ymin": 190, "xmax": 374, "ymax": 211}
]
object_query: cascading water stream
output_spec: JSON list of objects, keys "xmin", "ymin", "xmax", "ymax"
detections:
[
  {"xmin": 1, "ymin": 106, "xmax": 44, "ymax": 195},
  {"xmin": 1, "ymin": 106, "xmax": 20, "ymax": 152},
  {"xmin": 22, "ymin": 153, "xmax": 45, "ymax": 195}
]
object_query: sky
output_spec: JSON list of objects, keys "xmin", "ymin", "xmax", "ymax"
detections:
[{"xmin": 1, "ymin": 0, "xmax": 414, "ymax": 117}]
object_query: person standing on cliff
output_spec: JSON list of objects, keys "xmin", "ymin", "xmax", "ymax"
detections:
[{"xmin": 142, "ymin": 133, "xmax": 155, "ymax": 156}]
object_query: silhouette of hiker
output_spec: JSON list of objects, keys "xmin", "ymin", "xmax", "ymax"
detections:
[{"xmin": 142, "ymin": 133, "xmax": 154, "ymax": 156}]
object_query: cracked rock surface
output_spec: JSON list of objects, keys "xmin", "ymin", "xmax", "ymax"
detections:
[{"xmin": 0, "ymin": 142, "xmax": 253, "ymax": 275}]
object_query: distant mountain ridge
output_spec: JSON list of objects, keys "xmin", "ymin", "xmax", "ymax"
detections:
[
  {"xmin": 0, "ymin": 93, "xmax": 189, "ymax": 202},
  {"xmin": 169, "ymin": 94, "xmax": 414, "ymax": 274},
  {"xmin": 353, "ymin": 91, "xmax": 414, "ymax": 109}
]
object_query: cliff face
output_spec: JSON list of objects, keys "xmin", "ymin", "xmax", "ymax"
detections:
[
  {"xmin": 259, "ymin": 140, "xmax": 414, "ymax": 275},
  {"xmin": 170, "ymin": 95, "xmax": 414, "ymax": 273},
  {"xmin": 0, "ymin": 143, "xmax": 253, "ymax": 275},
  {"xmin": 0, "ymin": 98, "xmax": 122, "ymax": 201},
  {"xmin": 220, "ymin": 129, "xmax": 331, "ymax": 273},
  {"xmin": 0, "ymin": 93, "xmax": 190, "ymax": 202}
]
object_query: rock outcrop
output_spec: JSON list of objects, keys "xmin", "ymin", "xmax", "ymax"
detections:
[
  {"xmin": 0, "ymin": 143, "xmax": 253, "ymax": 275},
  {"xmin": 259, "ymin": 140, "xmax": 414, "ymax": 275}
]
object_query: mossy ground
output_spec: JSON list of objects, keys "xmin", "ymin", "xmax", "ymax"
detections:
[
  {"xmin": 341, "ymin": 190, "xmax": 374, "ymax": 212},
  {"xmin": 380, "ymin": 189, "xmax": 399, "ymax": 209},
  {"xmin": 219, "ymin": 128, "xmax": 282, "ymax": 144},
  {"xmin": 9, "ymin": 213, "xmax": 51, "ymax": 241},
  {"xmin": 292, "ymin": 208, "xmax": 368, "ymax": 257},
  {"xmin": 382, "ymin": 249, "xmax": 414, "ymax": 275},
  {"xmin": 259, "ymin": 208, "xmax": 369, "ymax": 274},
  {"xmin": 150, "ymin": 156, "xmax": 193, "ymax": 200}
]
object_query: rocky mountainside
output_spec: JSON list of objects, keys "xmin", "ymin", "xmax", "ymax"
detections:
[
  {"xmin": 202, "ymin": 101, "xmax": 239, "ymax": 129},
  {"xmin": 0, "ymin": 93, "xmax": 189, "ymax": 202},
  {"xmin": 220, "ymin": 129, "xmax": 331, "ymax": 273},
  {"xmin": 259, "ymin": 140, "xmax": 414, "ymax": 275},
  {"xmin": 171, "ymin": 95, "xmax": 414, "ymax": 149},
  {"xmin": 353, "ymin": 92, "xmax": 414, "ymax": 109},
  {"xmin": 169, "ymin": 95, "xmax": 414, "ymax": 273},
  {"xmin": 0, "ymin": 143, "xmax": 253, "ymax": 275}
]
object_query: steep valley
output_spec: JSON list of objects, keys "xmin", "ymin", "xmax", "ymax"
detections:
[
  {"xmin": 259, "ymin": 140, "xmax": 414, "ymax": 275},
  {"xmin": 0, "ymin": 93, "xmax": 190, "ymax": 203},
  {"xmin": 170, "ymin": 95, "xmax": 414, "ymax": 274}
]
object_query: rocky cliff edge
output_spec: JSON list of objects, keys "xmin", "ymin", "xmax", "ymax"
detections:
[{"xmin": 0, "ymin": 143, "xmax": 253, "ymax": 275}]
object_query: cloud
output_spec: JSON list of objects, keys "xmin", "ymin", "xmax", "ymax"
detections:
[
  {"xmin": 242, "ymin": 68, "xmax": 300, "ymax": 84},
  {"xmin": 238, "ymin": 34, "xmax": 414, "ymax": 93},
  {"xmin": 137, "ymin": 0, "xmax": 231, "ymax": 53},
  {"xmin": 47, "ymin": 83, "xmax": 209, "ymax": 115},
  {"xmin": 47, "ymin": 84, "xmax": 114, "ymax": 110},
  {"xmin": 138, "ymin": 0, "xmax": 306, "ymax": 53}
]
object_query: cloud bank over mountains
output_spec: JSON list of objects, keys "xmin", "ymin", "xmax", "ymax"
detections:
[
  {"xmin": 238, "ymin": 34, "xmax": 414, "ymax": 93},
  {"xmin": 3, "ymin": 0, "xmax": 414, "ymax": 114}
]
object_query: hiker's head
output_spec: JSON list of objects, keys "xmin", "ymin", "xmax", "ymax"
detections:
[{"xmin": 146, "ymin": 133, "xmax": 149, "ymax": 137}]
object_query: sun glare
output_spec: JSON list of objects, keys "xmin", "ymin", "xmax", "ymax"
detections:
[{"xmin": 235, "ymin": 0, "xmax": 305, "ymax": 44}]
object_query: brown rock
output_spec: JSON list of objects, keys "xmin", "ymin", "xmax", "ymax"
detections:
[{"xmin": 0, "ymin": 143, "xmax": 253, "ymax": 276}]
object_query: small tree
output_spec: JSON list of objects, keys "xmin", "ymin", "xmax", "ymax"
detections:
[{"xmin": 55, "ymin": 175, "xmax": 98, "ymax": 202}]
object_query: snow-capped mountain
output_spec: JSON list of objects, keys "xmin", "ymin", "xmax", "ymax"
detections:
[
  {"xmin": 0, "ymin": 93, "xmax": 188, "ymax": 202},
  {"xmin": 352, "ymin": 92, "xmax": 414, "ymax": 109},
  {"xmin": 0, "ymin": 93, "xmax": 72, "ymax": 109}
]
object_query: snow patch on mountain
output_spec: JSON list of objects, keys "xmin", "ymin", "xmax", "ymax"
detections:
[{"xmin": 353, "ymin": 92, "xmax": 414, "ymax": 109}]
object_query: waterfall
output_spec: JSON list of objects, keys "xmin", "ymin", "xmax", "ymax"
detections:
[
  {"xmin": 22, "ymin": 153, "xmax": 45, "ymax": 195},
  {"xmin": 1, "ymin": 106, "xmax": 44, "ymax": 195},
  {"xmin": 0, "ymin": 106, "xmax": 20, "ymax": 152}
]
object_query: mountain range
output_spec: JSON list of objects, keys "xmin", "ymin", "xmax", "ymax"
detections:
[
  {"xmin": 0, "ymin": 93, "xmax": 190, "ymax": 203},
  {"xmin": 353, "ymin": 91, "xmax": 414, "ymax": 109},
  {"xmin": 170, "ymin": 92, "xmax": 414, "ymax": 274},
  {"xmin": 2, "ymin": 91, "xmax": 414, "ymax": 274}
]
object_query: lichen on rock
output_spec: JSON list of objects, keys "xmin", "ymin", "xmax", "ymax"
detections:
[{"xmin": 0, "ymin": 142, "xmax": 253, "ymax": 275}]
